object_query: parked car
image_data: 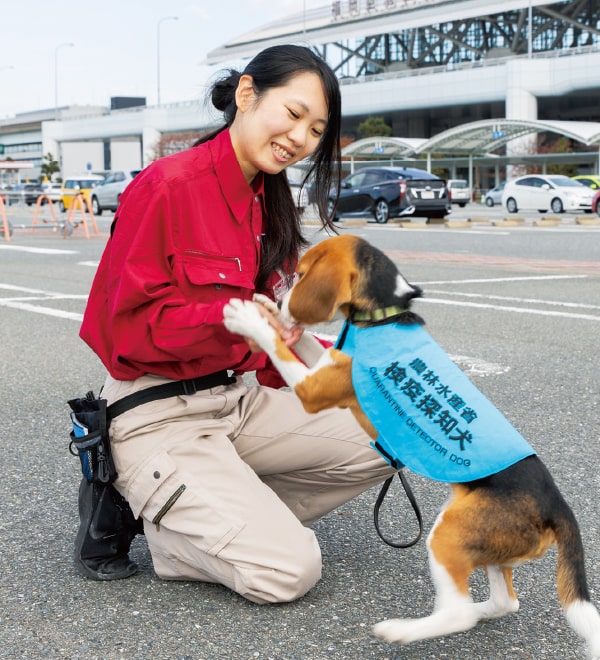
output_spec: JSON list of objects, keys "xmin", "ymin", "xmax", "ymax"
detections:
[
  {"xmin": 502, "ymin": 174, "xmax": 595, "ymax": 214},
  {"xmin": 89, "ymin": 169, "xmax": 142, "ymax": 215},
  {"xmin": 59, "ymin": 174, "xmax": 106, "ymax": 212},
  {"xmin": 447, "ymin": 178, "xmax": 471, "ymax": 207},
  {"xmin": 572, "ymin": 174, "xmax": 600, "ymax": 191},
  {"xmin": 328, "ymin": 166, "xmax": 450, "ymax": 223},
  {"xmin": 483, "ymin": 182, "xmax": 505, "ymax": 207},
  {"xmin": 42, "ymin": 182, "xmax": 63, "ymax": 203},
  {"xmin": 24, "ymin": 183, "xmax": 44, "ymax": 206}
]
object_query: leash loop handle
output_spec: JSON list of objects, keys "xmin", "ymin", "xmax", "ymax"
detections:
[{"xmin": 374, "ymin": 471, "xmax": 423, "ymax": 548}]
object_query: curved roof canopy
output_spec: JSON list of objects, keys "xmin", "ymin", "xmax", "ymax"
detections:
[
  {"xmin": 341, "ymin": 136, "xmax": 428, "ymax": 159},
  {"xmin": 341, "ymin": 119, "xmax": 600, "ymax": 159}
]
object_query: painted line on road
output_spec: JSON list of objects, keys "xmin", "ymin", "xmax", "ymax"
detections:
[
  {"xmin": 0, "ymin": 283, "xmax": 85, "ymax": 297},
  {"xmin": 419, "ymin": 297, "xmax": 600, "ymax": 321},
  {"xmin": 0, "ymin": 244, "xmax": 77, "ymax": 255},
  {"xmin": 419, "ymin": 275, "xmax": 587, "ymax": 285},
  {"xmin": 0, "ymin": 300, "xmax": 83, "ymax": 321},
  {"xmin": 425, "ymin": 289, "xmax": 600, "ymax": 311}
]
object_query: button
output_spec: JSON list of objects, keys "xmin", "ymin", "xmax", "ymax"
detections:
[
  {"xmin": 219, "ymin": 273, "xmax": 226, "ymax": 279},
  {"xmin": 254, "ymin": 195, "xmax": 260, "ymax": 202},
  {"xmin": 153, "ymin": 471, "xmax": 160, "ymax": 479}
]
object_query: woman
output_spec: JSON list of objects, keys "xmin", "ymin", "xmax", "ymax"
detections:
[{"xmin": 79, "ymin": 45, "xmax": 395, "ymax": 603}]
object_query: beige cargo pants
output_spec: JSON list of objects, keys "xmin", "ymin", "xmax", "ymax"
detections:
[{"xmin": 103, "ymin": 374, "xmax": 395, "ymax": 604}]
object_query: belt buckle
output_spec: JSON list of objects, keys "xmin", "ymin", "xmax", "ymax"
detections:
[{"xmin": 182, "ymin": 379, "xmax": 198, "ymax": 396}]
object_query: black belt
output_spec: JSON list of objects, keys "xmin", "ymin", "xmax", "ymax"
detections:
[{"xmin": 107, "ymin": 370, "xmax": 236, "ymax": 420}]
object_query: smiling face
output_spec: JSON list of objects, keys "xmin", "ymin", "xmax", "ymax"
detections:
[{"xmin": 229, "ymin": 71, "xmax": 328, "ymax": 183}]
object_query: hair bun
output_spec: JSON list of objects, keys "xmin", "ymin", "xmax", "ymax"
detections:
[{"xmin": 211, "ymin": 70, "xmax": 241, "ymax": 112}]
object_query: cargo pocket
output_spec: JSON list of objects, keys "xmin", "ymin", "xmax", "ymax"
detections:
[{"xmin": 126, "ymin": 451, "xmax": 245, "ymax": 556}]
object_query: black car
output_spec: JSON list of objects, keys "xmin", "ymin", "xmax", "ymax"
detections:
[{"xmin": 328, "ymin": 166, "xmax": 451, "ymax": 223}]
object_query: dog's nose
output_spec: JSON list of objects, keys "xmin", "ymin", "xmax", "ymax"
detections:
[{"xmin": 277, "ymin": 300, "xmax": 283, "ymax": 310}]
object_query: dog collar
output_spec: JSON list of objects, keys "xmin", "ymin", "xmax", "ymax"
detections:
[{"xmin": 351, "ymin": 305, "xmax": 408, "ymax": 322}]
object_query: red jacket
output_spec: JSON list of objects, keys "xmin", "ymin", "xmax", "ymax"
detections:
[{"xmin": 80, "ymin": 129, "xmax": 291, "ymax": 386}]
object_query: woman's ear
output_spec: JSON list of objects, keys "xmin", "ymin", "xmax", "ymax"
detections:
[{"xmin": 235, "ymin": 74, "xmax": 256, "ymax": 113}]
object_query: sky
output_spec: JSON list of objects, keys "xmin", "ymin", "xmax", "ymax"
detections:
[{"xmin": 0, "ymin": 0, "xmax": 326, "ymax": 119}]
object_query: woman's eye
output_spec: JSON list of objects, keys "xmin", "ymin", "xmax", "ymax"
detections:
[{"xmin": 288, "ymin": 108, "xmax": 300, "ymax": 119}]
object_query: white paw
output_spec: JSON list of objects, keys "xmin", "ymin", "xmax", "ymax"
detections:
[
  {"xmin": 372, "ymin": 618, "xmax": 414, "ymax": 644},
  {"xmin": 223, "ymin": 298, "xmax": 274, "ymax": 347}
]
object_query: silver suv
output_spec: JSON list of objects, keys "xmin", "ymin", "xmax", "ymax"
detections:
[{"xmin": 89, "ymin": 169, "xmax": 141, "ymax": 215}]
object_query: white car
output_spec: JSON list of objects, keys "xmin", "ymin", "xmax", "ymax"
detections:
[
  {"xmin": 502, "ymin": 174, "xmax": 595, "ymax": 214},
  {"xmin": 483, "ymin": 182, "xmax": 505, "ymax": 207},
  {"xmin": 447, "ymin": 179, "xmax": 471, "ymax": 207},
  {"xmin": 89, "ymin": 169, "xmax": 141, "ymax": 215}
]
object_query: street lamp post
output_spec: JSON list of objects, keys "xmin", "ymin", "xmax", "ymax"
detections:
[
  {"xmin": 54, "ymin": 42, "xmax": 74, "ymax": 120},
  {"xmin": 156, "ymin": 16, "xmax": 178, "ymax": 106}
]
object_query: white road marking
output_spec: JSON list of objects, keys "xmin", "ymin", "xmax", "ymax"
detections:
[
  {"xmin": 425, "ymin": 289, "xmax": 600, "ymax": 310},
  {"xmin": 420, "ymin": 275, "xmax": 587, "ymax": 285},
  {"xmin": 0, "ymin": 244, "xmax": 76, "ymax": 255},
  {"xmin": 419, "ymin": 297, "xmax": 600, "ymax": 321},
  {"xmin": 0, "ymin": 300, "xmax": 83, "ymax": 321}
]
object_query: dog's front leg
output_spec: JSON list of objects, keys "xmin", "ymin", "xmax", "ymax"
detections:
[{"xmin": 223, "ymin": 298, "xmax": 311, "ymax": 389}]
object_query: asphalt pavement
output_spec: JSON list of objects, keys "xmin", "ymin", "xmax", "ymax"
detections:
[{"xmin": 0, "ymin": 203, "xmax": 599, "ymax": 659}]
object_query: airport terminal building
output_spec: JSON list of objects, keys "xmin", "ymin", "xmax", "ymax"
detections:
[{"xmin": 1, "ymin": 0, "xmax": 599, "ymax": 188}]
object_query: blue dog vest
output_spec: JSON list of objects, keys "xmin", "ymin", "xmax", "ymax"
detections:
[{"xmin": 335, "ymin": 321, "xmax": 535, "ymax": 482}]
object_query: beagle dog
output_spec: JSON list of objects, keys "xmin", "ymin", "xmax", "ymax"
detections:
[{"xmin": 223, "ymin": 234, "xmax": 600, "ymax": 657}]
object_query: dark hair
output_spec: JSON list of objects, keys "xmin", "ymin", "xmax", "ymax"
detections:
[{"xmin": 198, "ymin": 45, "xmax": 341, "ymax": 290}]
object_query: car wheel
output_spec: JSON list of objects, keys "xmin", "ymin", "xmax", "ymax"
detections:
[
  {"xmin": 91, "ymin": 196, "xmax": 102, "ymax": 216},
  {"xmin": 458, "ymin": 202, "xmax": 467, "ymax": 208},
  {"xmin": 506, "ymin": 197, "xmax": 518, "ymax": 213},
  {"xmin": 550, "ymin": 198, "xmax": 564, "ymax": 213},
  {"xmin": 374, "ymin": 199, "xmax": 389, "ymax": 224},
  {"xmin": 485, "ymin": 197, "xmax": 494, "ymax": 207}
]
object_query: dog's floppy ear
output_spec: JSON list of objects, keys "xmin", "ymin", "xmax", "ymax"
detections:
[{"xmin": 289, "ymin": 252, "xmax": 355, "ymax": 324}]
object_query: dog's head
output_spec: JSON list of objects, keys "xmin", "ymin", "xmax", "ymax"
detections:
[{"xmin": 281, "ymin": 235, "xmax": 422, "ymax": 325}]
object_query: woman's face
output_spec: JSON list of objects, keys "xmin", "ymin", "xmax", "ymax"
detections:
[{"xmin": 230, "ymin": 71, "xmax": 329, "ymax": 183}]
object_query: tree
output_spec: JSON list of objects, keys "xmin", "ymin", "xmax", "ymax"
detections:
[
  {"xmin": 40, "ymin": 153, "xmax": 60, "ymax": 182},
  {"xmin": 357, "ymin": 116, "xmax": 392, "ymax": 139},
  {"xmin": 149, "ymin": 131, "xmax": 204, "ymax": 161}
]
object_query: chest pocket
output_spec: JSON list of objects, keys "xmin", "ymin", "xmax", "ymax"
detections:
[{"xmin": 180, "ymin": 251, "xmax": 255, "ymax": 299}]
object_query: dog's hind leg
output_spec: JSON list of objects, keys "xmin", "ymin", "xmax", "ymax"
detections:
[
  {"xmin": 373, "ymin": 507, "xmax": 481, "ymax": 644},
  {"xmin": 473, "ymin": 565, "xmax": 520, "ymax": 619}
]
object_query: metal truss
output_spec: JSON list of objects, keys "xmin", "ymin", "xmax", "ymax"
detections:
[{"xmin": 313, "ymin": 0, "xmax": 600, "ymax": 77}]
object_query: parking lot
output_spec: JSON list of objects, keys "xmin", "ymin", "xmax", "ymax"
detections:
[{"xmin": 0, "ymin": 208, "xmax": 599, "ymax": 659}]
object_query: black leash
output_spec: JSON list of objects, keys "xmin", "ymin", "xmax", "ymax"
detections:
[{"xmin": 374, "ymin": 471, "xmax": 423, "ymax": 548}]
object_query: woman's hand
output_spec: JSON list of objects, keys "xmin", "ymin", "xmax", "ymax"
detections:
[{"xmin": 247, "ymin": 298, "xmax": 304, "ymax": 352}]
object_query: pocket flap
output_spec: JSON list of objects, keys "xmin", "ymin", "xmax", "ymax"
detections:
[
  {"xmin": 182, "ymin": 252, "xmax": 254, "ymax": 289},
  {"xmin": 126, "ymin": 451, "xmax": 177, "ymax": 519}
]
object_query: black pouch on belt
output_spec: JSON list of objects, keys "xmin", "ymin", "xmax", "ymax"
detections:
[
  {"xmin": 68, "ymin": 391, "xmax": 141, "ymax": 581},
  {"xmin": 68, "ymin": 391, "xmax": 116, "ymax": 485}
]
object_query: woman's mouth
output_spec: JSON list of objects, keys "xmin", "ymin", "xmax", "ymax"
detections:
[{"xmin": 272, "ymin": 143, "xmax": 293, "ymax": 161}]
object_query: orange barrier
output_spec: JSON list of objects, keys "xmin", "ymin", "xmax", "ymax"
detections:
[
  {"xmin": 31, "ymin": 195, "xmax": 59, "ymax": 232},
  {"xmin": 0, "ymin": 195, "xmax": 11, "ymax": 241},
  {"xmin": 63, "ymin": 193, "xmax": 98, "ymax": 239}
]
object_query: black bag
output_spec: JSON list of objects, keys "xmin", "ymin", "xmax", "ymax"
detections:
[{"xmin": 68, "ymin": 391, "xmax": 142, "ymax": 580}]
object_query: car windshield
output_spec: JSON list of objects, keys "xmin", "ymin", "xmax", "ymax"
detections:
[{"xmin": 451, "ymin": 181, "xmax": 468, "ymax": 188}]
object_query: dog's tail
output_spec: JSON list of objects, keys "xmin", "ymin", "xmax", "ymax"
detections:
[{"xmin": 555, "ymin": 511, "xmax": 600, "ymax": 657}]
